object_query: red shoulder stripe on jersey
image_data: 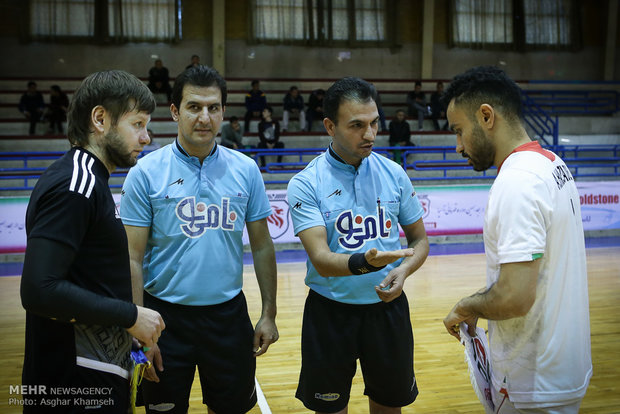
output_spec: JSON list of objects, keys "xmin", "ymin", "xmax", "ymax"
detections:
[{"xmin": 498, "ymin": 141, "xmax": 555, "ymax": 172}]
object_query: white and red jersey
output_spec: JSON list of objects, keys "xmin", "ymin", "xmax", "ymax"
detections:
[{"xmin": 484, "ymin": 141, "xmax": 592, "ymax": 408}]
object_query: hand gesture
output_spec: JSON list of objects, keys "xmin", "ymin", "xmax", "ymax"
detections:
[
  {"xmin": 374, "ymin": 269, "xmax": 406, "ymax": 303},
  {"xmin": 253, "ymin": 316, "xmax": 279, "ymax": 357},
  {"xmin": 365, "ymin": 247, "xmax": 414, "ymax": 268},
  {"xmin": 126, "ymin": 305, "xmax": 165, "ymax": 348}
]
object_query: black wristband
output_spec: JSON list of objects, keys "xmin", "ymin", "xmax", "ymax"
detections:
[{"xmin": 348, "ymin": 253, "xmax": 386, "ymax": 275}]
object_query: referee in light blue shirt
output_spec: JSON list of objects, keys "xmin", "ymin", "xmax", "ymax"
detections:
[
  {"xmin": 287, "ymin": 77, "xmax": 429, "ymax": 414},
  {"xmin": 120, "ymin": 65, "xmax": 278, "ymax": 414}
]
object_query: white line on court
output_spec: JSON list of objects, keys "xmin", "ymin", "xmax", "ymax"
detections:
[{"xmin": 255, "ymin": 377, "xmax": 271, "ymax": 414}]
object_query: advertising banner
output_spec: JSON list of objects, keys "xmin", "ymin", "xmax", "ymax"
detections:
[{"xmin": 2, "ymin": 182, "xmax": 619, "ymax": 254}]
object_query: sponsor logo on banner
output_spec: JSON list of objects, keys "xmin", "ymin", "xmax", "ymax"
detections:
[
  {"xmin": 267, "ymin": 192, "xmax": 290, "ymax": 239},
  {"xmin": 418, "ymin": 194, "xmax": 430, "ymax": 218},
  {"xmin": 4, "ymin": 183, "xmax": 620, "ymax": 253}
]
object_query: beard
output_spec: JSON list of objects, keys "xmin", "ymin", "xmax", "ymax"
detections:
[
  {"xmin": 104, "ymin": 127, "xmax": 137, "ymax": 169},
  {"xmin": 463, "ymin": 122, "xmax": 495, "ymax": 172}
]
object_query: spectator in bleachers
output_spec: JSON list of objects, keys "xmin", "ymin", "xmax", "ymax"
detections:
[
  {"xmin": 389, "ymin": 109, "xmax": 415, "ymax": 164},
  {"xmin": 282, "ymin": 86, "xmax": 306, "ymax": 131},
  {"xmin": 19, "ymin": 81, "xmax": 45, "ymax": 135},
  {"xmin": 148, "ymin": 59, "xmax": 172, "ymax": 102},
  {"xmin": 221, "ymin": 116, "xmax": 245, "ymax": 150},
  {"xmin": 185, "ymin": 54, "xmax": 200, "ymax": 69},
  {"xmin": 406, "ymin": 81, "xmax": 429, "ymax": 131},
  {"xmin": 430, "ymin": 81, "xmax": 448, "ymax": 131},
  {"xmin": 244, "ymin": 80, "xmax": 267, "ymax": 132},
  {"xmin": 306, "ymin": 88, "xmax": 325, "ymax": 132},
  {"xmin": 45, "ymin": 85, "xmax": 69, "ymax": 135},
  {"xmin": 257, "ymin": 106, "xmax": 284, "ymax": 167}
]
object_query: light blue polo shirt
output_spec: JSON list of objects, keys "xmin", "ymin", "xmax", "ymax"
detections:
[
  {"xmin": 120, "ymin": 141, "xmax": 271, "ymax": 305},
  {"xmin": 287, "ymin": 146, "xmax": 424, "ymax": 304}
]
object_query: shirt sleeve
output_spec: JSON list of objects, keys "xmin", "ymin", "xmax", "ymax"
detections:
[
  {"xmin": 396, "ymin": 170, "xmax": 424, "ymax": 226},
  {"xmin": 245, "ymin": 161, "xmax": 272, "ymax": 222},
  {"xmin": 287, "ymin": 174, "xmax": 325, "ymax": 235},
  {"xmin": 28, "ymin": 183, "xmax": 93, "ymax": 251},
  {"xmin": 21, "ymin": 237, "xmax": 137, "ymax": 328},
  {"xmin": 24, "ymin": 185, "xmax": 137, "ymax": 328},
  {"xmin": 119, "ymin": 164, "xmax": 153, "ymax": 227},
  {"xmin": 490, "ymin": 170, "xmax": 549, "ymax": 264}
]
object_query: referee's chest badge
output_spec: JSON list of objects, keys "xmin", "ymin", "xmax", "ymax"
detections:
[
  {"xmin": 335, "ymin": 208, "xmax": 392, "ymax": 250},
  {"xmin": 175, "ymin": 196, "xmax": 236, "ymax": 238}
]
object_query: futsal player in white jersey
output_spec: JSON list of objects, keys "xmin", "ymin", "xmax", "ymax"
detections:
[
  {"xmin": 443, "ymin": 66, "xmax": 592, "ymax": 413},
  {"xmin": 287, "ymin": 77, "xmax": 429, "ymax": 414},
  {"xmin": 120, "ymin": 65, "xmax": 278, "ymax": 414}
]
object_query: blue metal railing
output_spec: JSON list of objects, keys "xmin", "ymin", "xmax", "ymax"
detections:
[
  {"xmin": 520, "ymin": 89, "xmax": 620, "ymax": 147},
  {"xmin": 2, "ymin": 145, "xmax": 618, "ymax": 190},
  {"xmin": 522, "ymin": 92, "xmax": 559, "ymax": 147},
  {"xmin": 523, "ymin": 90, "xmax": 619, "ymax": 115}
]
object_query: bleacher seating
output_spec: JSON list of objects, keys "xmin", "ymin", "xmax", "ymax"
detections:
[
  {"xmin": 0, "ymin": 77, "xmax": 450, "ymax": 137},
  {"xmin": 1, "ymin": 76, "xmax": 619, "ymax": 195}
]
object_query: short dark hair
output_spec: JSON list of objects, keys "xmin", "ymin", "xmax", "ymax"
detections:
[
  {"xmin": 442, "ymin": 66, "xmax": 524, "ymax": 122},
  {"xmin": 51, "ymin": 85, "xmax": 61, "ymax": 93},
  {"xmin": 324, "ymin": 77, "xmax": 377, "ymax": 124},
  {"xmin": 229, "ymin": 116, "xmax": 239, "ymax": 123},
  {"xmin": 171, "ymin": 65, "xmax": 227, "ymax": 109},
  {"xmin": 67, "ymin": 70, "xmax": 156, "ymax": 147},
  {"xmin": 414, "ymin": 81, "xmax": 422, "ymax": 87},
  {"xmin": 251, "ymin": 79, "xmax": 260, "ymax": 87},
  {"xmin": 27, "ymin": 81, "xmax": 36, "ymax": 88}
]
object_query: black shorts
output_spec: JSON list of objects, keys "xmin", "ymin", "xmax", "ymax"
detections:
[
  {"xmin": 296, "ymin": 289, "xmax": 418, "ymax": 413},
  {"xmin": 141, "ymin": 291, "xmax": 257, "ymax": 414}
]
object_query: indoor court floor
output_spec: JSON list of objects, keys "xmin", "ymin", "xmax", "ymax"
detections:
[{"xmin": 0, "ymin": 239, "xmax": 618, "ymax": 413}]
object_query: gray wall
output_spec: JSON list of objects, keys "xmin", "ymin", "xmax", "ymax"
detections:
[{"xmin": 2, "ymin": 36, "xmax": 618, "ymax": 81}]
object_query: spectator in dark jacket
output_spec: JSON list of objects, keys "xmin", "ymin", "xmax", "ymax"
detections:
[
  {"xmin": 406, "ymin": 81, "xmax": 429, "ymax": 131},
  {"xmin": 430, "ymin": 81, "xmax": 449, "ymax": 131},
  {"xmin": 46, "ymin": 85, "xmax": 70, "ymax": 134},
  {"xmin": 244, "ymin": 80, "xmax": 268, "ymax": 132},
  {"xmin": 282, "ymin": 86, "xmax": 306, "ymax": 131},
  {"xmin": 305, "ymin": 88, "xmax": 325, "ymax": 132},
  {"xmin": 257, "ymin": 106, "xmax": 284, "ymax": 167},
  {"xmin": 389, "ymin": 109, "xmax": 415, "ymax": 164},
  {"xmin": 19, "ymin": 81, "xmax": 45, "ymax": 135},
  {"xmin": 148, "ymin": 59, "xmax": 172, "ymax": 102},
  {"xmin": 185, "ymin": 54, "xmax": 200, "ymax": 69},
  {"xmin": 221, "ymin": 116, "xmax": 245, "ymax": 150}
]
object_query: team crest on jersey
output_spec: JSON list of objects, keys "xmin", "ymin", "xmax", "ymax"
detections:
[
  {"xmin": 335, "ymin": 207, "xmax": 391, "ymax": 250},
  {"xmin": 176, "ymin": 196, "xmax": 236, "ymax": 238},
  {"xmin": 267, "ymin": 193, "xmax": 290, "ymax": 239}
]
